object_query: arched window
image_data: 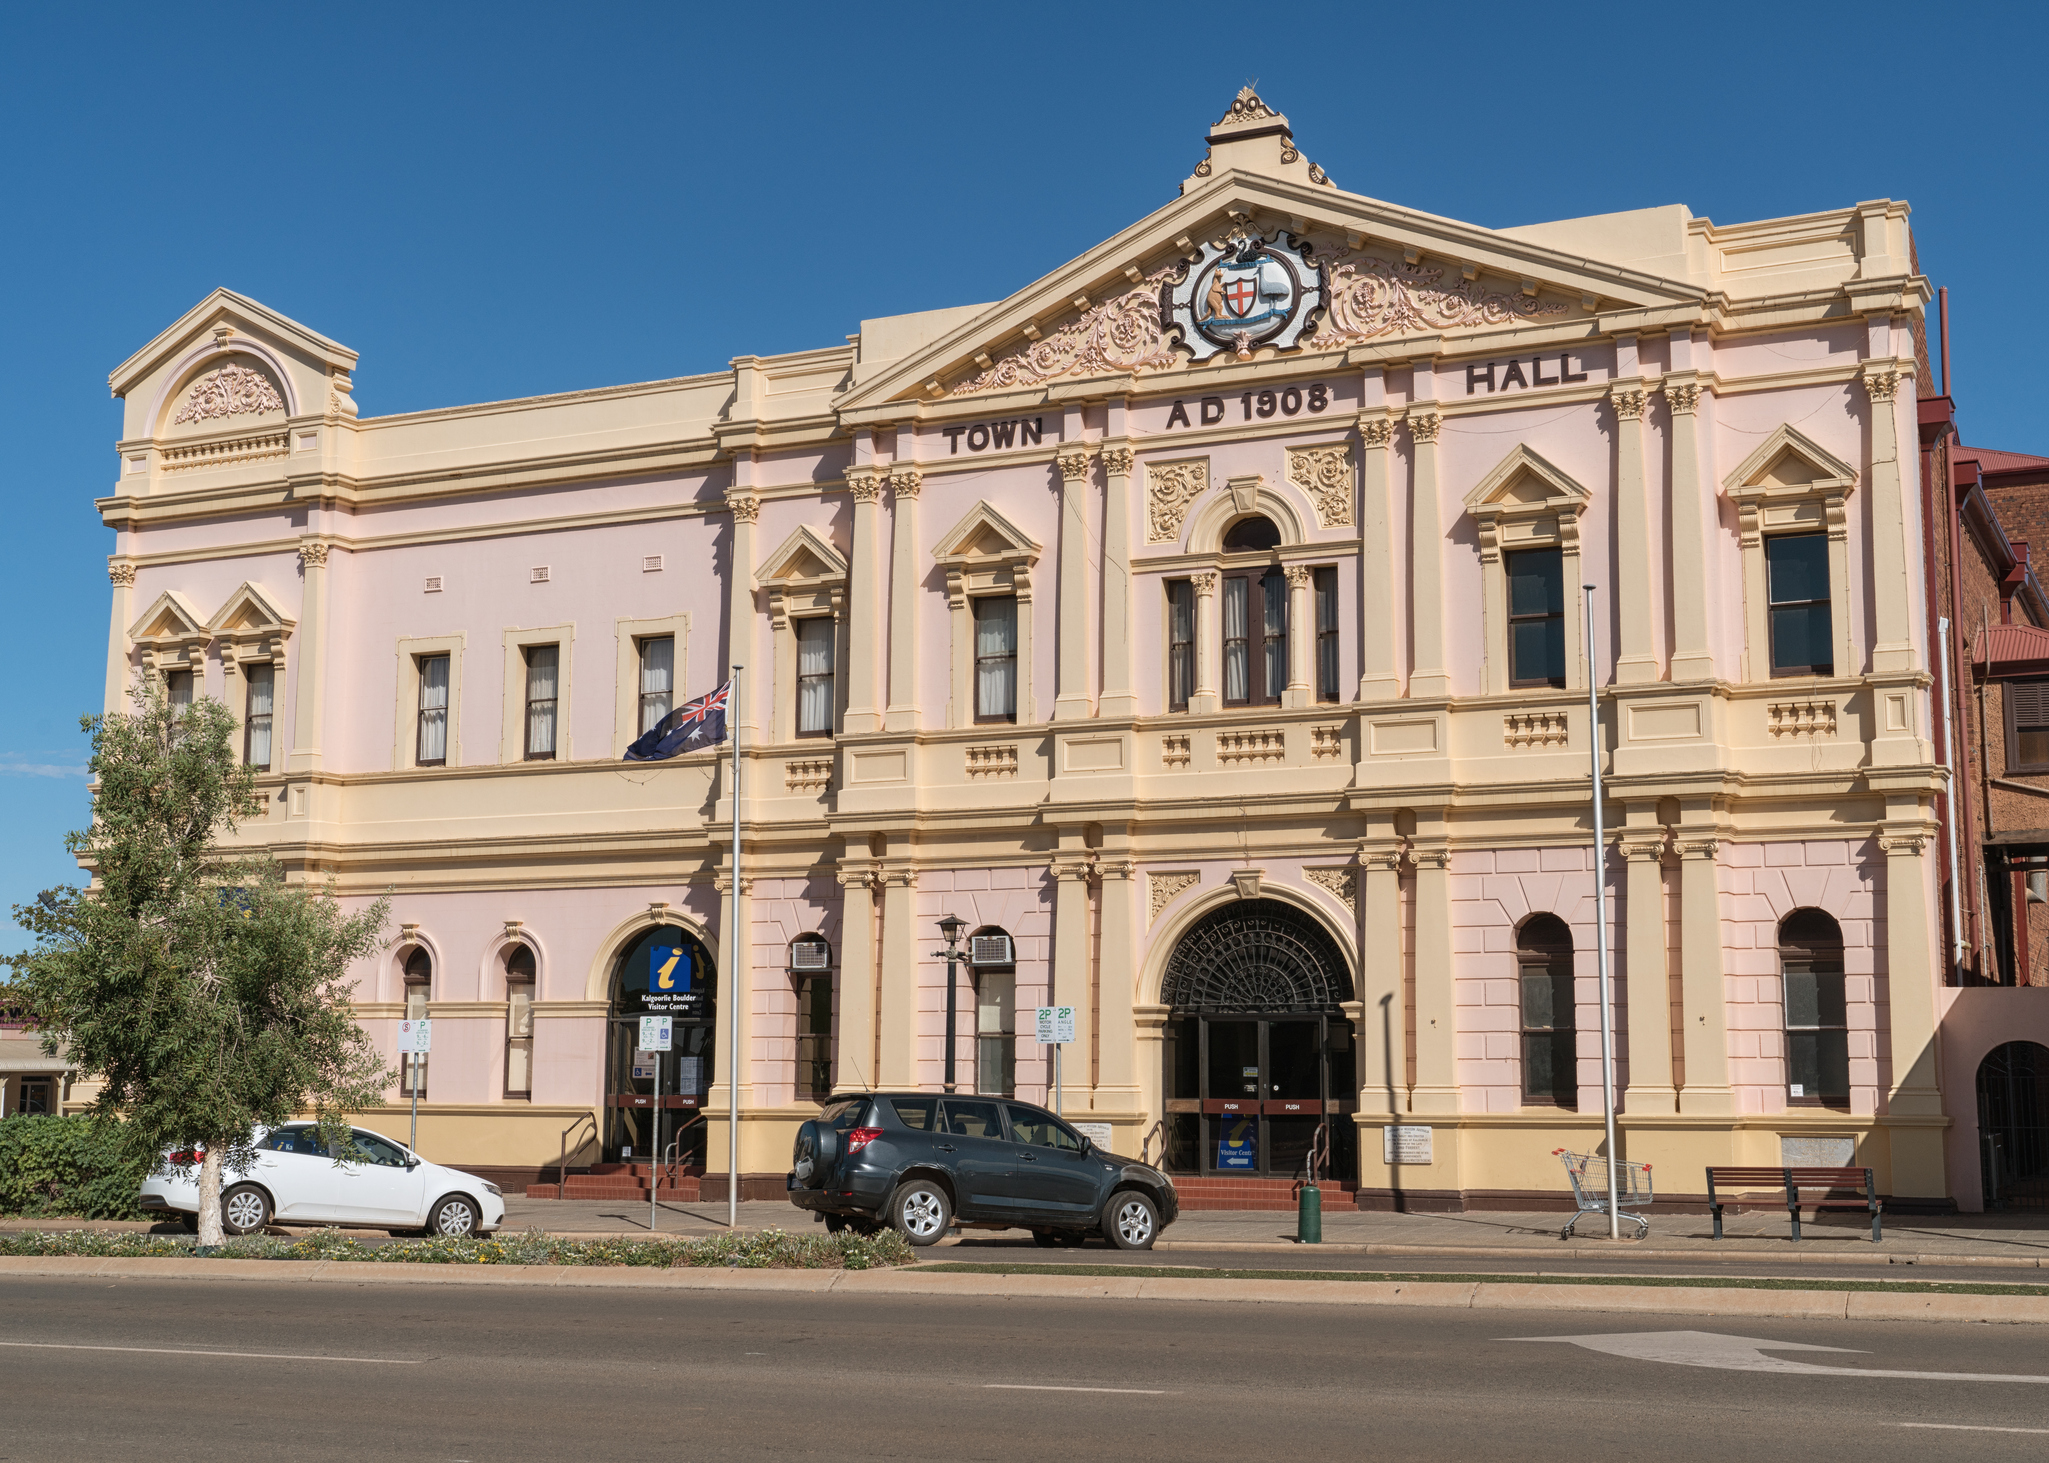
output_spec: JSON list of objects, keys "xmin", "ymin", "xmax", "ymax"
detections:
[
  {"xmin": 401, "ymin": 947, "xmax": 432, "ymax": 1099},
  {"xmin": 504, "ymin": 945, "xmax": 536, "ymax": 1100},
  {"xmin": 789, "ymin": 935, "xmax": 834, "ymax": 1103},
  {"xmin": 1781, "ymin": 909, "xmax": 1847, "ymax": 1106},
  {"xmin": 1222, "ymin": 514, "xmax": 1282, "ymax": 552},
  {"xmin": 1977, "ymin": 1041, "xmax": 2049, "ymax": 1210},
  {"xmin": 1518, "ymin": 914, "xmax": 1576, "ymax": 1108},
  {"xmin": 970, "ymin": 926, "xmax": 1016, "ymax": 1097}
]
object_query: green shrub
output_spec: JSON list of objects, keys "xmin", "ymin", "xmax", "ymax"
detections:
[{"xmin": 0, "ymin": 1114, "xmax": 150, "ymax": 1219}]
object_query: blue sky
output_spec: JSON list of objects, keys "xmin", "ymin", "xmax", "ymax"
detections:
[{"xmin": 2, "ymin": 1, "xmax": 2044, "ymax": 950}]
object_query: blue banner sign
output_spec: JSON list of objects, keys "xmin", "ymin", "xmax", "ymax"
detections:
[{"xmin": 1215, "ymin": 1114, "xmax": 1258, "ymax": 1171}]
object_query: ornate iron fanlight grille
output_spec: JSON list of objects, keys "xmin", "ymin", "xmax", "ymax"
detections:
[{"xmin": 1161, "ymin": 898, "xmax": 1352, "ymax": 1014}]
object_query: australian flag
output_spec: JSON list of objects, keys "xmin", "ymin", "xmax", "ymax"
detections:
[{"xmin": 624, "ymin": 680, "xmax": 730, "ymax": 761}]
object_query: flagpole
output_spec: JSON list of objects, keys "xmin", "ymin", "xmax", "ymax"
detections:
[{"xmin": 728, "ymin": 666, "xmax": 743, "ymax": 1232}]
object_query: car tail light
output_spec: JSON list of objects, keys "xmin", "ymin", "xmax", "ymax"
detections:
[
  {"xmin": 170, "ymin": 1147, "xmax": 203, "ymax": 1165},
  {"xmin": 845, "ymin": 1127, "xmax": 882, "ymax": 1154}
]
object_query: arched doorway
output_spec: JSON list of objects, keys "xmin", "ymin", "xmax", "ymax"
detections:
[
  {"xmin": 1978, "ymin": 1041, "xmax": 2049, "ymax": 1211},
  {"xmin": 605, "ymin": 925, "xmax": 717, "ymax": 1166},
  {"xmin": 1159, "ymin": 898, "xmax": 1357, "ymax": 1180}
]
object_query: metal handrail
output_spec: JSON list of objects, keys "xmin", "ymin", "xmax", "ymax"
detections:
[
  {"xmin": 663, "ymin": 1113, "xmax": 707, "ymax": 1194},
  {"xmin": 551, "ymin": 1111, "xmax": 598, "ymax": 1194},
  {"xmin": 1138, "ymin": 1117, "xmax": 1167, "ymax": 1168},
  {"xmin": 1300, "ymin": 1120, "xmax": 1329, "ymax": 1191}
]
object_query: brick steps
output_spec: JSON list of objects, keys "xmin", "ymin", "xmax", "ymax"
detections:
[
  {"xmin": 1171, "ymin": 1178, "xmax": 1357, "ymax": 1212},
  {"xmin": 526, "ymin": 1163, "xmax": 706, "ymax": 1201}
]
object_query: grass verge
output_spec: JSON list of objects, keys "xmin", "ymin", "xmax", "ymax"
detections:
[
  {"xmin": 0, "ymin": 1227, "xmax": 913, "ymax": 1270},
  {"xmin": 914, "ymin": 1262, "xmax": 2049, "ymax": 1298}
]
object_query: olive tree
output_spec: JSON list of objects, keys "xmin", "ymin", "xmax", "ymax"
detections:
[{"xmin": 9, "ymin": 688, "xmax": 389, "ymax": 1243}]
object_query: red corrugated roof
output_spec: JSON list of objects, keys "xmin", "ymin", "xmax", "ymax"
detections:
[
  {"xmin": 1961, "ymin": 445, "xmax": 2049, "ymax": 474},
  {"xmin": 1975, "ymin": 622, "xmax": 2049, "ymax": 677}
]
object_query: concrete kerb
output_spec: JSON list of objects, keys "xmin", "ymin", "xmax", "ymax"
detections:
[{"xmin": 5, "ymin": 1256, "xmax": 2049, "ymax": 1322}]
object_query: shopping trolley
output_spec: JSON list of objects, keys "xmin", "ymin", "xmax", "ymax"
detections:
[{"xmin": 1553, "ymin": 1147, "xmax": 1653, "ymax": 1239}]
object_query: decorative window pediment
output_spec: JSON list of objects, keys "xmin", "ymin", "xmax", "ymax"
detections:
[
  {"xmin": 205, "ymin": 582, "xmax": 295, "ymax": 670},
  {"xmin": 934, "ymin": 501, "xmax": 1041, "ymax": 728},
  {"xmin": 1722, "ymin": 424, "xmax": 1858, "ymax": 682},
  {"xmin": 758, "ymin": 524, "xmax": 849, "ymax": 590},
  {"xmin": 128, "ymin": 590, "xmax": 211, "ymax": 676},
  {"xmin": 933, "ymin": 501, "xmax": 1041, "ymax": 578},
  {"xmin": 1462, "ymin": 444, "xmax": 1592, "ymax": 554}
]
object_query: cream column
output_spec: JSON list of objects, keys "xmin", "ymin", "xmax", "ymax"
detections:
[
  {"xmin": 288, "ymin": 540, "xmax": 330, "ymax": 774},
  {"xmin": 1099, "ymin": 442, "xmax": 1137, "ymax": 719},
  {"xmin": 105, "ymin": 560, "xmax": 136, "ymax": 715},
  {"xmin": 1611, "ymin": 366, "xmax": 1659, "ymax": 684},
  {"xmin": 723, "ymin": 481, "xmax": 760, "ymax": 739},
  {"xmin": 1054, "ymin": 447, "xmax": 1094, "ymax": 721},
  {"xmin": 1620, "ymin": 824, "xmax": 1676, "ymax": 1112},
  {"xmin": 877, "ymin": 864, "xmax": 917, "ymax": 1087},
  {"xmin": 1357, "ymin": 411, "xmax": 1398, "ymax": 701},
  {"xmin": 1357, "ymin": 845, "xmax": 1405, "ymax": 1118},
  {"xmin": 1094, "ymin": 854, "xmax": 1140, "ymax": 1115},
  {"xmin": 843, "ymin": 464, "xmax": 884, "ymax": 735},
  {"xmin": 1406, "ymin": 401, "xmax": 1449, "ymax": 698},
  {"xmin": 717, "ymin": 869, "xmax": 754, "ymax": 1114},
  {"xmin": 1051, "ymin": 845, "xmax": 1095, "ymax": 1105},
  {"xmin": 1879, "ymin": 824, "xmax": 1946, "ymax": 1196},
  {"xmin": 1408, "ymin": 844, "xmax": 1458, "ymax": 1113},
  {"xmin": 1676, "ymin": 836, "xmax": 1734, "ymax": 1114},
  {"xmin": 1190, "ymin": 572, "xmax": 1220, "ymax": 714},
  {"xmin": 1663, "ymin": 334, "xmax": 1714, "ymax": 681},
  {"xmin": 1282, "ymin": 565, "xmax": 1314, "ymax": 708},
  {"xmin": 1863, "ymin": 358, "xmax": 1917, "ymax": 675},
  {"xmin": 833, "ymin": 864, "xmax": 880, "ymax": 1091},
  {"xmin": 885, "ymin": 466, "xmax": 922, "ymax": 733}
]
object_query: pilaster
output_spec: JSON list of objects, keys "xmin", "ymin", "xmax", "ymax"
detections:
[
  {"xmin": 1406, "ymin": 409, "xmax": 1448, "ymax": 698},
  {"xmin": 724, "ymin": 481, "xmax": 761, "ymax": 736},
  {"xmin": 1094, "ymin": 854, "xmax": 1140, "ymax": 1111},
  {"xmin": 1663, "ymin": 357, "xmax": 1715, "ymax": 682},
  {"xmin": 1408, "ymin": 844, "xmax": 1457, "ymax": 1113},
  {"xmin": 105, "ymin": 559, "xmax": 135, "ymax": 716},
  {"xmin": 1358, "ymin": 844, "xmax": 1404, "ymax": 1118},
  {"xmin": 1190, "ymin": 571, "xmax": 1220, "ymax": 714},
  {"xmin": 1878, "ymin": 822, "xmax": 1947, "ymax": 1197},
  {"xmin": 1099, "ymin": 444, "xmax": 1137, "ymax": 719},
  {"xmin": 877, "ymin": 863, "xmax": 917, "ymax": 1087},
  {"xmin": 287, "ymin": 539, "xmax": 331, "ymax": 774},
  {"xmin": 1862, "ymin": 359, "xmax": 1917, "ymax": 676},
  {"xmin": 714, "ymin": 869, "xmax": 754, "ymax": 1109},
  {"xmin": 1675, "ymin": 835, "xmax": 1734, "ymax": 1114},
  {"xmin": 834, "ymin": 862, "xmax": 881, "ymax": 1091},
  {"xmin": 1051, "ymin": 846, "xmax": 1095, "ymax": 1104},
  {"xmin": 1611, "ymin": 376, "xmax": 1659, "ymax": 684},
  {"xmin": 1055, "ymin": 448, "xmax": 1094, "ymax": 721},
  {"xmin": 1620, "ymin": 821, "xmax": 1677, "ymax": 1112},
  {"xmin": 1283, "ymin": 564, "xmax": 1314, "ymax": 708},
  {"xmin": 884, "ymin": 467, "xmax": 922, "ymax": 733},
  {"xmin": 843, "ymin": 467, "xmax": 884, "ymax": 735},
  {"xmin": 1356, "ymin": 412, "xmax": 1399, "ymax": 700}
]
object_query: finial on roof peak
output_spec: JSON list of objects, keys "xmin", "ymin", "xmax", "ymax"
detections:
[{"xmin": 1182, "ymin": 88, "xmax": 1334, "ymax": 196}]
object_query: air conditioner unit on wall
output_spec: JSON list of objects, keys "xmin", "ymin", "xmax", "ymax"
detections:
[
  {"xmin": 790, "ymin": 939, "xmax": 831, "ymax": 972},
  {"xmin": 969, "ymin": 933, "xmax": 1013, "ymax": 967}
]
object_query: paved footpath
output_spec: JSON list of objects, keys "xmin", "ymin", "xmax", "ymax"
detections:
[{"xmin": 16, "ymin": 1199, "xmax": 2049, "ymax": 1270}]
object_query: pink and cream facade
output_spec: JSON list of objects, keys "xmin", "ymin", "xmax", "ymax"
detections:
[{"xmin": 94, "ymin": 91, "xmax": 1960, "ymax": 1206}]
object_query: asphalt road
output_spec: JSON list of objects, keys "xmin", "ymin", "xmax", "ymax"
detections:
[{"xmin": 4, "ymin": 1275, "xmax": 2048, "ymax": 1462}]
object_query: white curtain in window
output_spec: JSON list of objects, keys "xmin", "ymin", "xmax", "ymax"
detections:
[
  {"xmin": 1222, "ymin": 579, "xmax": 1249, "ymax": 702},
  {"xmin": 525, "ymin": 645, "xmax": 558, "ymax": 757},
  {"xmin": 975, "ymin": 598, "xmax": 1017, "ymax": 718},
  {"xmin": 166, "ymin": 669, "xmax": 194, "ymax": 709},
  {"xmin": 638, "ymin": 636, "xmax": 673, "ymax": 733},
  {"xmin": 1262, "ymin": 572, "xmax": 1287, "ymax": 698},
  {"xmin": 797, "ymin": 618, "xmax": 834, "ymax": 733},
  {"xmin": 244, "ymin": 663, "xmax": 274, "ymax": 769},
  {"xmin": 417, "ymin": 656, "xmax": 449, "ymax": 764}
]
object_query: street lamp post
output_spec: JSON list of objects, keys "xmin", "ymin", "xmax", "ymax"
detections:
[{"xmin": 937, "ymin": 914, "xmax": 967, "ymax": 1093}]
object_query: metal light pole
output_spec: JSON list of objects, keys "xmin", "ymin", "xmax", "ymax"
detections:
[
  {"xmin": 938, "ymin": 915, "xmax": 966, "ymax": 1093},
  {"xmin": 727, "ymin": 665, "xmax": 743, "ymax": 1232},
  {"xmin": 1584, "ymin": 585, "xmax": 1620, "ymax": 1239}
]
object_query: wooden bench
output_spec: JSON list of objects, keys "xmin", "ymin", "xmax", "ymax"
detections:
[{"xmin": 1705, "ymin": 1166, "xmax": 1881, "ymax": 1242}]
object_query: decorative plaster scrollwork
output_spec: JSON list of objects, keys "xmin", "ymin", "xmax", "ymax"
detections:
[
  {"xmin": 1406, "ymin": 412, "xmax": 1441, "ymax": 445},
  {"xmin": 1057, "ymin": 451, "xmax": 1093, "ymax": 483},
  {"xmin": 173, "ymin": 363, "xmax": 285, "ymax": 425},
  {"xmin": 1611, "ymin": 387, "xmax": 1646, "ymax": 420},
  {"xmin": 726, "ymin": 491, "xmax": 761, "ymax": 524},
  {"xmin": 1662, "ymin": 382, "xmax": 1702, "ymax": 416},
  {"xmin": 950, "ymin": 273, "xmax": 1179, "ymax": 395},
  {"xmin": 1146, "ymin": 458, "xmax": 1210, "ymax": 544},
  {"xmin": 298, "ymin": 542, "xmax": 330, "ymax": 569},
  {"xmin": 1148, "ymin": 871, "xmax": 1199, "ymax": 922},
  {"xmin": 1304, "ymin": 254, "xmax": 1567, "ymax": 353},
  {"xmin": 1100, "ymin": 446, "xmax": 1134, "ymax": 477},
  {"xmin": 107, "ymin": 561, "xmax": 136, "ymax": 587},
  {"xmin": 1305, "ymin": 866, "xmax": 1358, "ymax": 913},
  {"xmin": 888, "ymin": 467, "xmax": 922, "ymax": 500},
  {"xmin": 1286, "ymin": 442, "xmax": 1354, "ymax": 528},
  {"xmin": 1218, "ymin": 88, "xmax": 1278, "ymax": 124}
]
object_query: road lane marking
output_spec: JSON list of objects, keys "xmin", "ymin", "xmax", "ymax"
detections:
[
  {"xmin": 1902, "ymin": 1424, "xmax": 2049, "ymax": 1434},
  {"xmin": 985, "ymin": 1385, "xmax": 1173, "ymax": 1395},
  {"xmin": 1508, "ymin": 1331, "xmax": 2049, "ymax": 1384},
  {"xmin": 0, "ymin": 1340, "xmax": 424, "ymax": 1365}
]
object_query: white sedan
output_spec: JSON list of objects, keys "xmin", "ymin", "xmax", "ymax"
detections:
[{"xmin": 139, "ymin": 1124, "xmax": 506, "ymax": 1237}]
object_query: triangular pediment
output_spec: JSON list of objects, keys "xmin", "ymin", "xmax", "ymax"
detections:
[
  {"xmin": 129, "ymin": 591, "xmax": 209, "ymax": 644},
  {"xmin": 933, "ymin": 501, "xmax": 1040, "ymax": 564},
  {"xmin": 110, "ymin": 288, "xmax": 356, "ymax": 399},
  {"xmin": 206, "ymin": 582, "xmax": 295, "ymax": 637},
  {"xmin": 758, "ymin": 524, "xmax": 849, "ymax": 584},
  {"xmin": 838, "ymin": 96, "xmax": 1706, "ymax": 415},
  {"xmin": 1723, "ymin": 423, "xmax": 1857, "ymax": 501},
  {"xmin": 1463, "ymin": 445, "xmax": 1591, "ymax": 517}
]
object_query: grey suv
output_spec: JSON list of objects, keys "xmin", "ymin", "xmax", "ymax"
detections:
[{"xmin": 787, "ymin": 1093, "xmax": 1178, "ymax": 1250}]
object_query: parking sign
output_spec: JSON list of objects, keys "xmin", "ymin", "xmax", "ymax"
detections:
[
  {"xmin": 397, "ymin": 1019, "xmax": 432, "ymax": 1054},
  {"xmin": 1033, "ymin": 1006, "xmax": 1075, "ymax": 1044},
  {"xmin": 638, "ymin": 1015, "xmax": 672, "ymax": 1052}
]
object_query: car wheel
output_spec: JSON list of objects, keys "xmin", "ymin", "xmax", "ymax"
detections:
[
  {"xmin": 220, "ymin": 1185, "xmax": 271, "ymax": 1235},
  {"xmin": 888, "ymin": 1179, "xmax": 951, "ymax": 1246},
  {"xmin": 1105, "ymin": 1191, "xmax": 1159, "ymax": 1251},
  {"xmin": 428, "ymin": 1195, "xmax": 479, "ymax": 1237}
]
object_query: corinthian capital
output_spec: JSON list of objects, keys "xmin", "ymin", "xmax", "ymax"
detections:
[
  {"xmin": 1861, "ymin": 366, "xmax": 1902, "ymax": 403},
  {"xmin": 888, "ymin": 467, "xmax": 922, "ymax": 500},
  {"xmin": 725, "ymin": 491, "xmax": 761, "ymax": 525},
  {"xmin": 1057, "ymin": 450, "xmax": 1094, "ymax": 483},
  {"xmin": 1406, "ymin": 411, "xmax": 1441, "ymax": 445},
  {"xmin": 846, "ymin": 467, "xmax": 882, "ymax": 504},
  {"xmin": 298, "ymin": 542, "xmax": 330, "ymax": 569},
  {"xmin": 1099, "ymin": 446, "xmax": 1134, "ymax": 477},
  {"xmin": 107, "ymin": 560, "xmax": 136, "ymax": 587},
  {"xmin": 1662, "ymin": 381, "xmax": 1702, "ymax": 416}
]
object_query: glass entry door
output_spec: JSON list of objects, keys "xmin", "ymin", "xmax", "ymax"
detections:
[
  {"xmin": 1167, "ymin": 1015, "xmax": 1355, "ymax": 1177},
  {"xmin": 604, "ymin": 1017, "xmax": 712, "ymax": 1164}
]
